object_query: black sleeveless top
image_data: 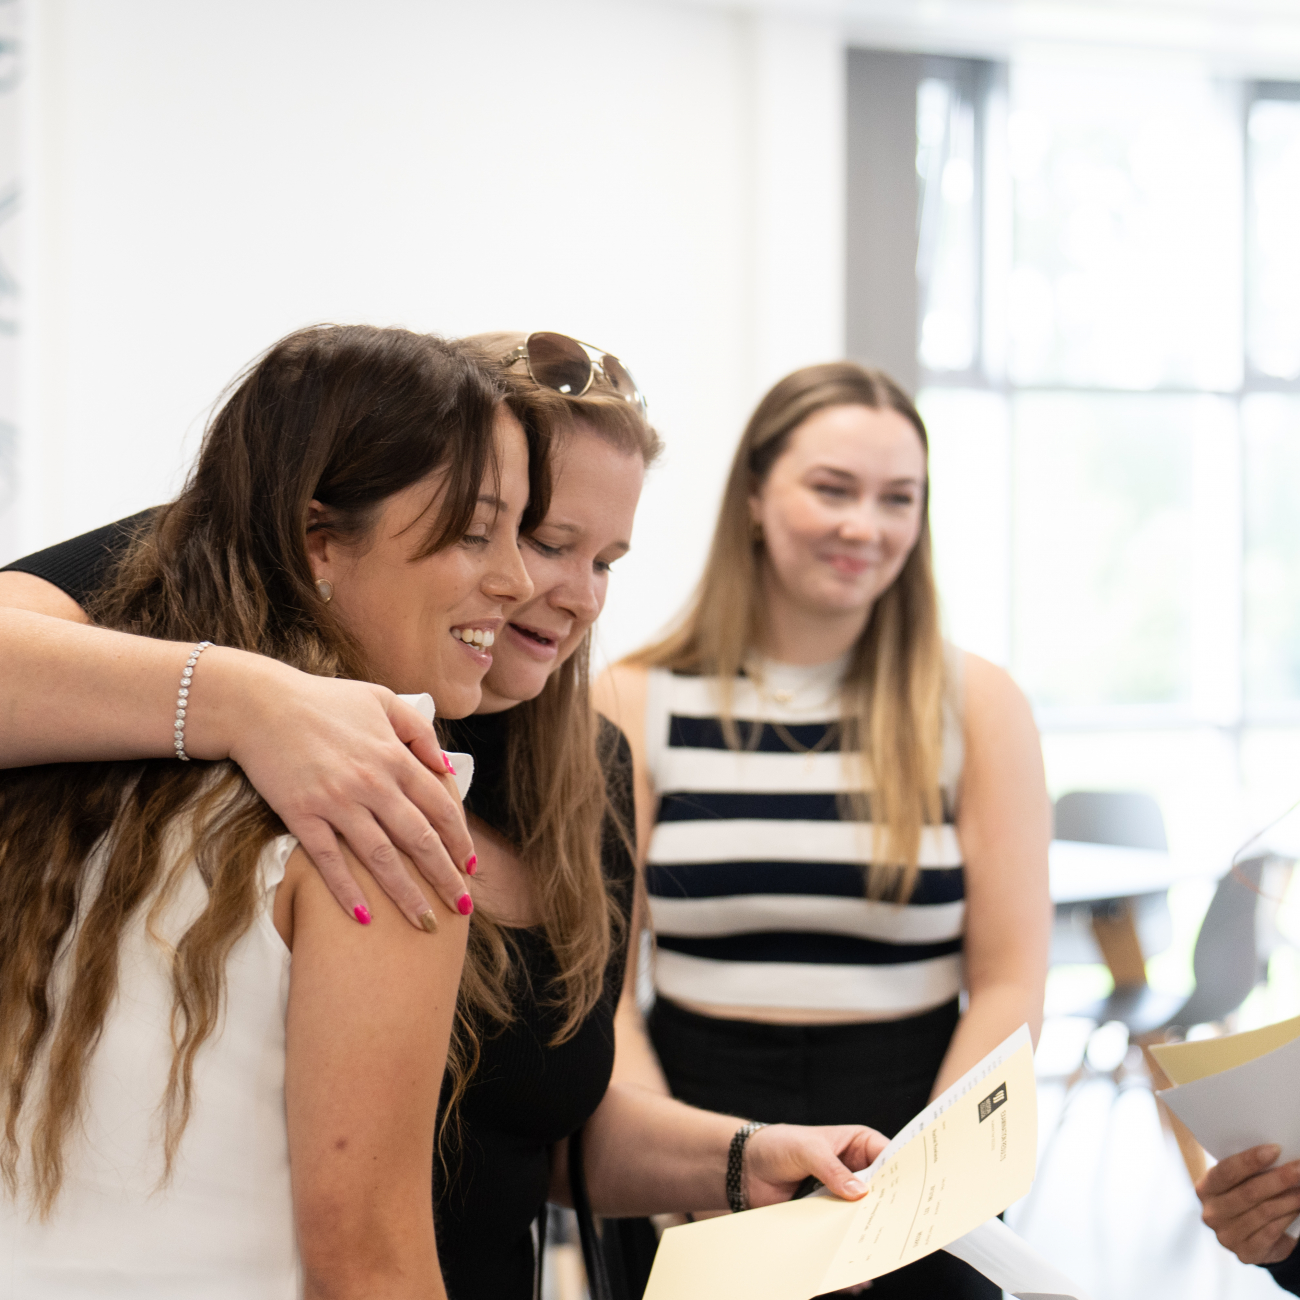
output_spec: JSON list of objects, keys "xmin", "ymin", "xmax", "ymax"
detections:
[
  {"xmin": 4, "ymin": 516, "xmax": 637, "ymax": 1300},
  {"xmin": 438, "ymin": 710, "xmax": 633, "ymax": 1300}
]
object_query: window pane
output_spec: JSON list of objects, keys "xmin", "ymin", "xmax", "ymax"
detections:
[
  {"xmin": 916, "ymin": 77, "xmax": 979, "ymax": 373},
  {"xmin": 1248, "ymin": 99, "xmax": 1300, "ymax": 381},
  {"xmin": 1041, "ymin": 728, "xmax": 1240, "ymax": 875},
  {"xmin": 1011, "ymin": 394, "xmax": 1228, "ymax": 709},
  {"xmin": 1008, "ymin": 65, "xmax": 1241, "ymax": 391},
  {"xmin": 1244, "ymin": 394, "xmax": 1300, "ymax": 706}
]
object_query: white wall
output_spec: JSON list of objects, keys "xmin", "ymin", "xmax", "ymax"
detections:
[{"xmin": 14, "ymin": 0, "xmax": 846, "ymax": 662}]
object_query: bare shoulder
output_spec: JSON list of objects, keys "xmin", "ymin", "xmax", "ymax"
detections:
[
  {"xmin": 0, "ymin": 571, "xmax": 90, "ymax": 622},
  {"xmin": 276, "ymin": 840, "xmax": 466, "ymax": 961},
  {"xmin": 593, "ymin": 662, "xmax": 650, "ymax": 739},
  {"xmin": 959, "ymin": 651, "xmax": 1035, "ymax": 736}
]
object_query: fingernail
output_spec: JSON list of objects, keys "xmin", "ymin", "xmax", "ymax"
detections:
[
  {"xmin": 418, "ymin": 909, "xmax": 438, "ymax": 934},
  {"xmin": 456, "ymin": 892, "xmax": 474, "ymax": 917},
  {"xmin": 443, "ymin": 751, "xmax": 457, "ymax": 775},
  {"xmin": 353, "ymin": 904, "xmax": 372, "ymax": 926},
  {"xmin": 843, "ymin": 1178, "xmax": 864, "ymax": 1196},
  {"xmin": 1262, "ymin": 1144, "xmax": 1282, "ymax": 1163},
  {"xmin": 465, "ymin": 853, "xmax": 478, "ymax": 876}
]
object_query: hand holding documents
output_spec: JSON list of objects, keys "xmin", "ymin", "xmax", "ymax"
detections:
[
  {"xmin": 644, "ymin": 1024, "xmax": 1088, "ymax": 1300},
  {"xmin": 1152, "ymin": 1014, "xmax": 1300, "ymax": 1240}
]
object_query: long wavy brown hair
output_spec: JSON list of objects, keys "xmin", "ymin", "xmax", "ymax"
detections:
[
  {"xmin": 627, "ymin": 361, "xmax": 946, "ymax": 903},
  {"xmin": 448, "ymin": 333, "xmax": 660, "ymax": 1060},
  {"xmin": 0, "ymin": 324, "xmax": 539, "ymax": 1216}
]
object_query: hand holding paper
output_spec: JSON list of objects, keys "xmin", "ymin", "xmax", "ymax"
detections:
[
  {"xmin": 745, "ymin": 1125, "xmax": 887, "ymax": 1208},
  {"xmin": 1195, "ymin": 1144, "xmax": 1300, "ymax": 1267},
  {"xmin": 644, "ymin": 1026, "xmax": 1041, "ymax": 1300},
  {"xmin": 1152, "ymin": 1016, "xmax": 1300, "ymax": 1246}
]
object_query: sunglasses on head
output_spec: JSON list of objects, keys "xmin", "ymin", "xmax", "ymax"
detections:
[{"xmin": 500, "ymin": 332, "xmax": 647, "ymax": 416}]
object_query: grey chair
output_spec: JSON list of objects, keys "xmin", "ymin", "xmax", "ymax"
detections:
[
  {"xmin": 1050, "ymin": 790, "xmax": 1173, "ymax": 968},
  {"xmin": 1074, "ymin": 856, "xmax": 1267, "ymax": 1037},
  {"xmin": 1055, "ymin": 790, "xmax": 1169, "ymax": 850}
]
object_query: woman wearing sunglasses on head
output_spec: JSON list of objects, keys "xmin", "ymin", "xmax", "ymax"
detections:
[
  {"xmin": 595, "ymin": 362, "xmax": 1052, "ymax": 1299},
  {"xmin": 398, "ymin": 332, "xmax": 885, "ymax": 1299},
  {"xmin": 1, "ymin": 328, "xmax": 889, "ymax": 1299},
  {"xmin": 0, "ymin": 324, "xmax": 531, "ymax": 1297}
]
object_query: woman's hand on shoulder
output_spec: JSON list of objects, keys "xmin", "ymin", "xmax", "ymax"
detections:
[
  {"xmin": 205, "ymin": 651, "xmax": 475, "ymax": 931},
  {"xmin": 744, "ymin": 1123, "xmax": 887, "ymax": 1209}
]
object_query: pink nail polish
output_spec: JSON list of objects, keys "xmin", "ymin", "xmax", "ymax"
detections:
[
  {"xmin": 466, "ymin": 853, "xmax": 478, "ymax": 876},
  {"xmin": 456, "ymin": 893, "xmax": 474, "ymax": 917},
  {"xmin": 353, "ymin": 904, "xmax": 372, "ymax": 926},
  {"xmin": 443, "ymin": 752, "xmax": 457, "ymax": 776}
]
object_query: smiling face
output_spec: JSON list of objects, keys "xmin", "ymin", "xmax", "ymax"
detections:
[
  {"xmin": 476, "ymin": 424, "xmax": 646, "ymax": 712},
  {"xmin": 749, "ymin": 402, "xmax": 927, "ymax": 648},
  {"xmin": 306, "ymin": 406, "xmax": 534, "ymax": 718}
]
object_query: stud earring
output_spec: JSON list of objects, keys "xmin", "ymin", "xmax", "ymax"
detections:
[{"xmin": 316, "ymin": 579, "xmax": 333, "ymax": 603}]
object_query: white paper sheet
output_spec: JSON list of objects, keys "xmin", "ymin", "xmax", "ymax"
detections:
[
  {"xmin": 945, "ymin": 1217, "xmax": 1095, "ymax": 1300},
  {"xmin": 396, "ymin": 692, "xmax": 474, "ymax": 799},
  {"xmin": 1157, "ymin": 1032, "xmax": 1300, "ymax": 1239},
  {"xmin": 812, "ymin": 1023, "xmax": 1035, "ymax": 1195}
]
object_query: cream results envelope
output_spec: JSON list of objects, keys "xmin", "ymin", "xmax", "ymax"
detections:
[{"xmin": 644, "ymin": 1025, "xmax": 1039, "ymax": 1300}]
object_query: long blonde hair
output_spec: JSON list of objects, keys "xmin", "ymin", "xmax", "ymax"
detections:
[
  {"xmin": 0, "ymin": 326, "xmax": 510, "ymax": 1216},
  {"xmin": 628, "ymin": 362, "xmax": 945, "ymax": 903},
  {"xmin": 445, "ymin": 333, "xmax": 660, "ymax": 1084}
]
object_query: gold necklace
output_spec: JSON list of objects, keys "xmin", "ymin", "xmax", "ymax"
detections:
[
  {"xmin": 770, "ymin": 718, "xmax": 841, "ymax": 756},
  {"xmin": 747, "ymin": 662, "xmax": 842, "ymax": 758}
]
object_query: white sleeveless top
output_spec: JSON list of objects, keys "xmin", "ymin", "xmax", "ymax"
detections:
[
  {"xmin": 643, "ymin": 647, "xmax": 968, "ymax": 1017},
  {"xmin": 0, "ymin": 832, "xmax": 301, "ymax": 1300}
]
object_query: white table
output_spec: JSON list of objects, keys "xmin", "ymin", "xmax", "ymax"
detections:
[
  {"xmin": 1048, "ymin": 840, "xmax": 1231, "ymax": 986},
  {"xmin": 1048, "ymin": 839, "xmax": 1226, "ymax": 906}
]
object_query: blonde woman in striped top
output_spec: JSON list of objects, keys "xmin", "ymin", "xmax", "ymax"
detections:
[{"xmin": 596, "ymin": 362, "xmax": 1051, "ymax": 1300}]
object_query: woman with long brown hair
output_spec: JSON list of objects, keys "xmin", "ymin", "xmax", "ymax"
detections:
[
  {"xmin": 0, "ymin": 330, "xmax": 891, "ymax": 1300},
  {"xmin": 0, "ymin": 324, "xmax": 533, "ymax": 1297},
  {"xmin": 597, "ymin": 361, "xmax": 1052, "ymax": 1299}
]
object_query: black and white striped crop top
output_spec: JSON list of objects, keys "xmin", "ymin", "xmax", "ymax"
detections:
[{"xmin": 643, "ymin": 648, "xmax": 967, "ymax": 1017}]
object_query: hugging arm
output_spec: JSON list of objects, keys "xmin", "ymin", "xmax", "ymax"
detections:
[
  {"xmin": 281, "ymin": 840, "xmax": 468, "ymax": 1300},
  {"xmin": 928, "ymin": 653, "xmax": 1051, "ymax": 1098},
  {"xmin": 0, "ymin": 570, "xmax": 476, "ymax": 925}
]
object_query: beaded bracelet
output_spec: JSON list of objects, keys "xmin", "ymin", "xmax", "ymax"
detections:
[
  {"xmin": 174, "ymin": 641, "xmax": 213, "ymax": 761},
  {"xmin": 726, "ymin": 1120, "xmax": 768, "ymax": 1214}
]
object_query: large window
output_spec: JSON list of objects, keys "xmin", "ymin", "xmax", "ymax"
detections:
[{"xmin": 886, "ymin": 57, "xmax": 1300, "ymax": 851}]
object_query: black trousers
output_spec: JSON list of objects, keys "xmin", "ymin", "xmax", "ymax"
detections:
[{"xmin": 647, "ymin": 996, "xmax": 1000, "ymax": 1300}]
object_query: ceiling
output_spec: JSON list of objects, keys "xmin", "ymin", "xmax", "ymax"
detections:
[{"xmin": 666, "ymin": 0, "xmax": 1300, "ymax": 77}]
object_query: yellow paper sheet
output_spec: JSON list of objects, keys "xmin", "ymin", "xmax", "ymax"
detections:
[
  {"xmin": 1150, "ymin": 1013, "xmax": 1300, "ymax": 1085},
  {"xmin": 643, "ymin": 1028, "xmax": 1037, "ymax": 1300}
]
